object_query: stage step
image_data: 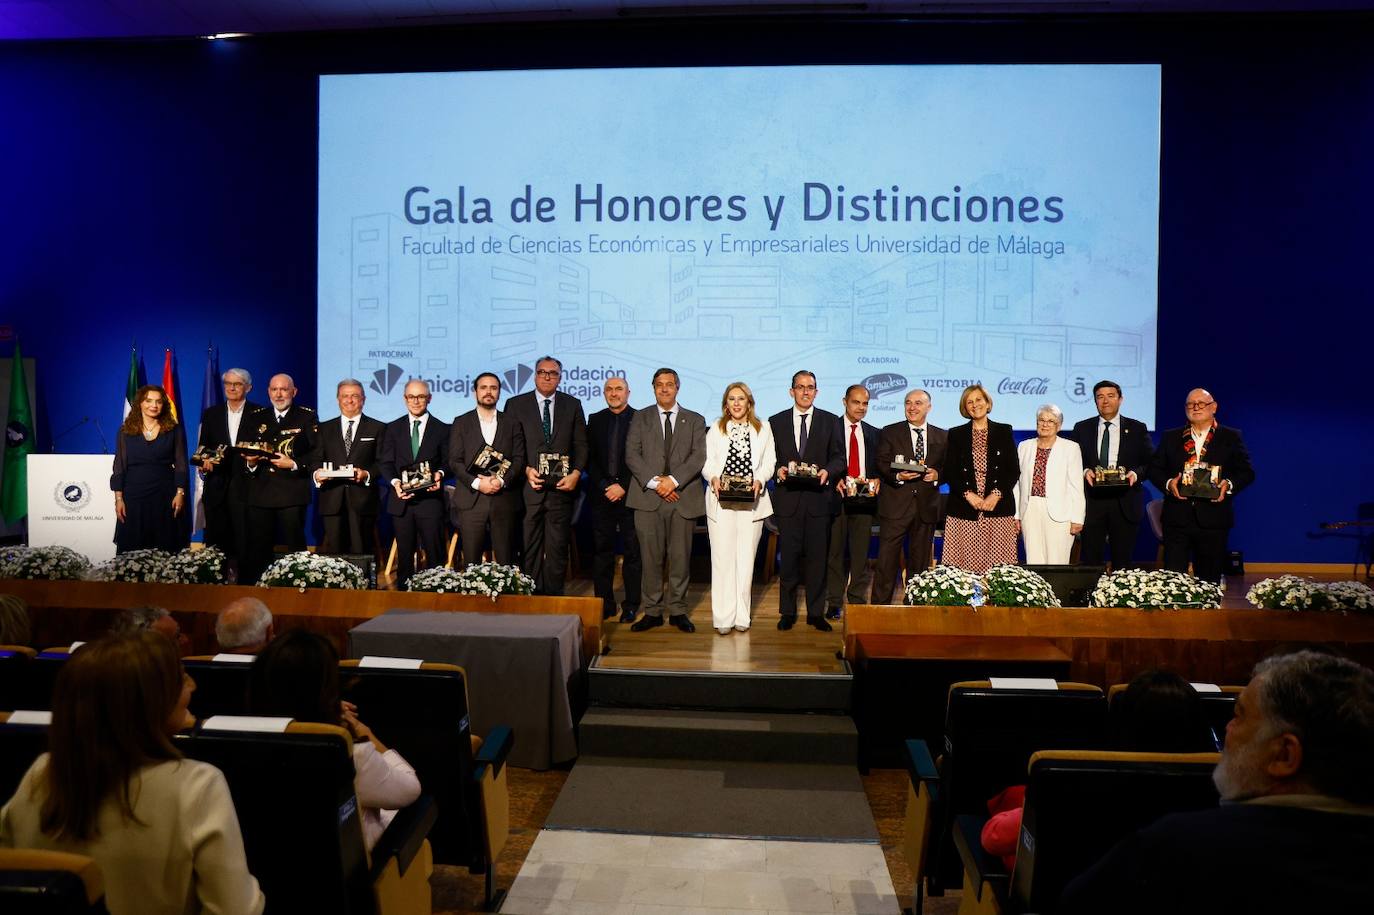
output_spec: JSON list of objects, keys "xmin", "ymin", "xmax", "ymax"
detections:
[
  {"xmin": 587, "ymin": 660, "xmax": 853, "ymax": 713},
  {"xmin": 578, "ymin": 707, "xmax": 858, "ymax": 765}
]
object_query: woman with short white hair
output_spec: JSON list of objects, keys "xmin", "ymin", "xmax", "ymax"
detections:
[{"xmin": 1015, "ymin": 403, "xmax": 1086, "ymax": 564}]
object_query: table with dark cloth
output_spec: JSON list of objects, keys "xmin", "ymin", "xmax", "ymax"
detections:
[{"xmin": 347, "ymin": 610, "xmax": 582, "ymax": 770}]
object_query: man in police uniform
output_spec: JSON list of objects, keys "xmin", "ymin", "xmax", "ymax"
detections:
[{"xmin": 242, "ymin": 373, "xmax": 317, "ymax": 584}]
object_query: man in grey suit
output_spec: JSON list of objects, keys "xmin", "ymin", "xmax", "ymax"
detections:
[{"xmin": 626, "ymin": 368, "xmax": 706, "ymax": 633}]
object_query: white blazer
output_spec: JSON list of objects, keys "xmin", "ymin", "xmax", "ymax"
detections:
[
  {"xmin": 703, "ymin": 419, "xmax": 775, "ymax": 521},
  {"xmin": 1014, "ymin": 436, "xmax": 1086, "ymax": 524}
]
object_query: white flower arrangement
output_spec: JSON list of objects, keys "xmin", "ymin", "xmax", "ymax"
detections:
[
  {"xmin": 0, "ymin": 545, "xmax": 30, "ymax": 577},
  {"xmin": 2, "ymin": 545, "xmax": 92, "ymax": 581},
  {"xmin": 905, "ymin": 565, "xmax": 983, "ymax": 606},
  {"xmin": 409, "ymin": 561, "xmax": 535, "ymax": 601},
  {"xmin": 1247, "ymin": 575, "xmax": 1374, "ymax": 614},
  {"xmin": 983, "ymin": 564, "xmax": 1062, "ymax": 608},
  {"xmin": 164, "ymin": 546, "xmax": 227, "ymax": 585},
  {"xmin": 258, "ymin": 551, "xmax": 367, "ymax": 592},
  {"xmin": 1089, "ymin": 568, "xmax": 1224, "ymax": 609},
  {"xmin": 89, "ymin": 549, "xmax": 173, "ymax": 583}
]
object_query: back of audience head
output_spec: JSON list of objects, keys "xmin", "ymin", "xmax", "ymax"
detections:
[
  {"xmin": 247, "ymin": 629, "xmax": 341, "ymax": 725},
  {"xmin": 109, "ymin": 605, "xmax": 188, "ymax": 655},
  {"xmin": 40, "ymin": 632, "xmax": 194, "ymax": 841},
  {"xmin": 1213, "ymin": 651, "xmax": 1374, "ymax": 804},
  {"xmin": 1113, "ymin": 668, "xmax": 1212, "ymax": 753},
  {"xmin": 215, "ymin": 597, "xmax": 274, "ymax": 654},
  {"xmin": 0, "ymin": 593, "xmax": 31, "ymax": 646}
]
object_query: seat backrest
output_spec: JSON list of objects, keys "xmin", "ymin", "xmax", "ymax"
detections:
[
  {"xmin": 339, "ymin": 661, "xmax": 484, "ymax": 869},
  {"xmin": 1106, "ymin": 682, "xmax": 1237, "ymax": 751},
  {"xmin": 0, "ymin": 849, "xmax": 104, "ymax": 915},
  {"xmin": 176, "ymin": 722, "xmax": 374, "ymax": 915},
  {"xmin": 0, "ymin": 649, "xmax": 35, "ymax": 712},
  {"xmin": 0, "ymin": 716, "xmax": 51, "ymax": 810},
  {"xmin": 182, "ymin": 659, "xmax": 253, "ymax": 719},
  {"xmin": 4, "ymin": 654, "xmax": 68, "ymax": 712},
  {"xmin": 1012, "ymin": 750, "xmax": 1220, "ymax": 913}
]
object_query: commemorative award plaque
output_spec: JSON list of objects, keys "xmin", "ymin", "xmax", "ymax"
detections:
[
  {"xmin": 1094, "ymin": 465, "xmax": 1130, "ymax": 488},
  {"xmin": 718, "ymin": 474, "xmax": 757, "ymax": 505},
  {"xmin": 1179, "ymin": 461, "xmax": 1223, "ymax": 500},
  {"xmin": 842, "ymin": 476, "xmax": 878, "ymax": 505},
  {"xmin": 890, "ymin": 454, "xmax": 929, "ymax": 476},
  {"xmin": 537, "ymin": 452, "xmax": 571, "ymax": 489},
  {"xmin": 234, "ymin": 423, "xmax": 279, "ymax": 458},
  {"xmin": 469, "ymin": 444, "xmax": 512, "ymax": 482},
  {"xmin": 784, "ymin": 461, "xmax": 823, "ymax": 489},
  {"xmin": 399, "ymin": 460, "xmax": 437, "ymax": 494},
  {"xmin": 192, "ymin": 443, "xmax": 226, "ymax": 467},
  {"xmin": 317, "ymin": 462, "xmax": 356, "ymax": 480}
]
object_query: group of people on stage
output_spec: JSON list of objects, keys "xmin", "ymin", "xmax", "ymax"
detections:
[{"xmin": 112, "ymin": 358, "xmax": 1254, "ymax": 624}]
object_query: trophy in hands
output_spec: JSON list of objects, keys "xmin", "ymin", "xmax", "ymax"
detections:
[
  {"xmin": 399, "ymin": 460, "xmax": 437, "ymax": 494},
  {"xmin": 784, "ymin": 460, "xmax": 823, "ymax": 489},
  {"xmin": 192, "ymin": 443, "xmax": 226, "ymax": 467},
  {"xmin": 1094, "ymin": 464, "xmax": 1130, "ymax": 487},
  {"xmin": 842, "ymin": 476, "xmax": 878, "ymax": 504},
  {"xmin": 718, "ymin": 473, "xmax": 757, "ymax": 505},
  {"xmin": 536, "ymin": 452, "xmax": 571, "ymax": 489},
  {"xmin": 1179, "ymin": 460, "xmax": 1222, "ymax": 499},
  {"xmin": 469, "ymin": 444, "xmax": 512, "ymax": 483}
]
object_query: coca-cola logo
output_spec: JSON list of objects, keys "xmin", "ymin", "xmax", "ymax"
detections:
[
  {"xmin": 997, "ymin": 377, "xmax": 1050, "ymax": 396},
  {"xmin": 860, "ymin": 372, "xmax": 907, "ymax": 400}
]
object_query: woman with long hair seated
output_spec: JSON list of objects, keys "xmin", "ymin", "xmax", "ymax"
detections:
[
  {"xmin": 247, "ymin": 629, "xmax": 420, "ymax": 850},
  {"xmin": 0, "ymin": 632, "xmax": 265, "ymax": 915}
]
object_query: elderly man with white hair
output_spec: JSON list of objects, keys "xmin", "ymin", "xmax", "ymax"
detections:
[
  {"xmin": 1014, "ymin": 403, "xmax": 1084, "ymax": 564},
  {"xmin": 214, "ymin": 597, "xmax": 275, "ymax": 655},
  {"xmin": 193, "ymin": 367, "xmax": 269, "ymax": 578}
]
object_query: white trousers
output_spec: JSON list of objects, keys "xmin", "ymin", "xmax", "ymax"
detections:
[
  {"xmin": 1021, "ymin": 496, "xmax": 1074, "ymax": 564},
  {"xmin": 707, "ymin": 507, "xmax": 765, "ymax": 629}
]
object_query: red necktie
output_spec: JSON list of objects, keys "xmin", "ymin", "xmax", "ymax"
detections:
[{"xmin": 848, "ymin": 423, "xmax": 860, "ymax": 477}]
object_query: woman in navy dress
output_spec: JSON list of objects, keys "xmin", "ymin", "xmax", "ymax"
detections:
[{"xmin": 111, "ymin": 384, "xmax": 188, "ymax": 553}]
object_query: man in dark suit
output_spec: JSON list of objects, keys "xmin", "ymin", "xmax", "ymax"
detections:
[
  {"xmin": 1071, "ymin": 380, "xmax": 1155, "ymax": 570},
  {"xmin": 1060, "ymin": 652, "xmax": 1374, "ymax": 915},
  {"xmin": 587, "ymin": 375, "xmax": 641, "ymax": 622},
  {"xmin": 872, "ymin": 389, "xmax": 948, "ymax": 604},
  {"xmin": 193, "ymin": 367, "xmax": 267, "ymax": 579},
  {"xmin": 447, "ymin": 372, "xmax": 525, "ymax": 567},
  {"xmin": 768, "ymin": 370, "xmax": 846, "ymax": 631},
  {"xmin": 825, "ymin": 384, "xmax": 882, "ymax": 620},
  {"xmin": 625, "ymin": 368, "xmax": 706, "ymax": 633},
  {"xmin": 504, "ymin": 355, "xmax": 589, "ymax": 595},
  {"xmin": 241, "ymin": 373, "xmax": 318, "ymax": 585},
  {"xmin": 378, "ymin": 379, "xmax": 450, "ymax": 588},
  {"xmin": 308, "ymin": 378, "xmax": 385, "ymax": 556},
  {"xmin": 1147, "ymin": 388, "xmax": 1255, "ymax": 584}
]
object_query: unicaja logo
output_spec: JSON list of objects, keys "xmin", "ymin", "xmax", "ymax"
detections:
[
  {"xmin": 369, "ymin": 363, "xmax": 405, "ymax": 396},
  {"xmin": 503, "ymin": 364, "xmax": 535, "ymax": 395},
  {"xmin": 860, "ymin": 372, "xmax": 908, "ymax": 400}
]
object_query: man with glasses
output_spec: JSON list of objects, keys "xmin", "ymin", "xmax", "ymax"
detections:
[
  {"xmin": 379, "ymin": 380, "xmax": 449, "ymax": 588},
  {"xmin": 193, "ymin": 367, "xmax": 267, "ymax": 580},
  {"xmin": 768, "ymin": 370, "xmax": 846, "ymax": 631},
  {"xmin": 872, "ymin": 389, "xmax": 947, "ymax": 603},
  {"xmin": 505, "ymin": 355, "xmax": 589, "ymax": 595},
  {"xmin": 1147, "ymin": 388, "xmax": 1255, "ymax": 583},
  {"xmin": 1071, "ymin": 380, "xmax": 1155, "ymax": 570}
]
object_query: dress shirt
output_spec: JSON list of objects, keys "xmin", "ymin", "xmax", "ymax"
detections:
[
  {"xmin": 226, "ymin": 403, "xmax": 247, "ymax": 445},
  {"xmin": 1190, "ymin": 426, "xmax": 1210, "ymax": 458},
  {"xmin": 792, "ymin": 407, "xmax": 814, "ymax": 453},
  {"xmin": 845, "ymin": 419, "xmax": 868, "ymax": 476},
  {"xmin": 646, "ymin": 405, "xmax": 680, "ymax": 489},
  {"xmin": 539, "ymin": 395, "xmax": 556, "ymax": 437},
  {"xmin": 1096, "ymin": 416, "xmax": 1121, "ymax": 467},
  {"xmin": 390, "ymin": 413, "xmax": 432, "ymax": 485},
  {"xmin": 471, "ymin": 410, "xmax": 502, "ymax": 491}
]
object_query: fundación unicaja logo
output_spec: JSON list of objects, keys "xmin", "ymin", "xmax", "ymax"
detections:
[
  {"xmin": 54, "ymin": 481, "xmax": 91, "ymax": 512},
  {"xmin": 503, "ymin": 364, "xmax": 535, "ymax": 395},
  {"xmin": 369, "ymin": 363, "xmax": 405, "ymax": 396}
]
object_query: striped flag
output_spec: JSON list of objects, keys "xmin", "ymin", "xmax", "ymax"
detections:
[
  {"xmin": 160, "ymin": 348, "xmax": 181, "ymax": 423},
  {"xmin": 1, "ymin": 341, "xmax": 35, "ymax": 524},
  {"xmin": 122, "ymin": 345, "xmax": 141, "ymax": 420}
]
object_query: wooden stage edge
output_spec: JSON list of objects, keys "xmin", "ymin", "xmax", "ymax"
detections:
[{"xmin": 3, "ymin": 579, "xmax": 603, "ymax": 663}]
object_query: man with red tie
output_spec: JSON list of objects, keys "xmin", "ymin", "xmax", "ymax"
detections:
[{"xmin": 826, "ymin": 385, "xmax": 881, "ymax": 620}]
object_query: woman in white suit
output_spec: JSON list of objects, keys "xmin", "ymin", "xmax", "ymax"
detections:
[
  {"xmin": 704, "ymin": 382, "xmax": 776, "ymax": 634},
  {"xmin": 1015, "ymin": 403, "xmax": 1086, "ymax": 564}
]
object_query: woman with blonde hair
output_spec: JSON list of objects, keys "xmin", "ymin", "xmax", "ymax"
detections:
[
  {"xmin": 942, "ymin": 384, "xmax": 1020, "ymax": 573},
  {"xmin": 703, "ymin": 382, "xmax": 776, "ymax": 634},
  {"xmin": 0, "ymin": 633, "xmax": 264, "ymax": 915},
  {"xmin": 111, "ymin": 383, "xmax": 188, "ymax": 553}
]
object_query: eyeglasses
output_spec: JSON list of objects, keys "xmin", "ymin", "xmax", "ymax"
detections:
[
  {"xmin": 404, "ymin": 394, "xmax": 430, "ymax": 401},
  {"xmin": 1185, "ymin": 401, "xmax": 1214, "ymax": 409},
  {"xmin": 223, "ymin": 382, "xmax": 245, "ymax": 388},
  {"xmin": 536, "ymin": 369, "xmax": 561, "ymax": 378},
  {"xmin": 793, "ymin": 385, "xmax": 817, "ymax": 393}
]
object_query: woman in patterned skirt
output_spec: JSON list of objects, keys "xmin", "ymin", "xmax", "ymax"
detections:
[
  {"xmin": 942, "ymin": 384, "xmax": 1020, "ymax": 574},
  {"xmin": 703, "ymin": 382, "xmax": 775, "ymax": 634}
]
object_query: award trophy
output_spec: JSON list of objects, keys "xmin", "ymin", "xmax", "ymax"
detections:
[
  {"xmin": 469, "ymin": 444, "xmax": 512, "ymax": 483},
  {"xmin": 784, "ymin": 461, "xmax": 823, "ymax": 489},
  {"xmin": 1094, "ymin": 465, "xmax": 1130, "ymax": 487},
  {"xmin": 842, "ymin": 476, "xmax": 878, "ymax": 505},
  {"xmin": 317, "ymin": 462, "xmax": 356, "ymax": 480},
  {"xmin": 890, "ymin": 454, "xmax": 929, "ymax": 476},
  {"xmin": 233, "ymin": 423, "xmax": 279, "ymax": 458},
  {"xmin": 1179, "ymin": 461, "xmax": 1223, "ymax": 500},
  {"xmin": 718, "ymin": 474, "xmax": 757, "ymax": 505},
  {"xmin": 537, "ymin": 452, "xmax": 571, "ymax": 489},
  {"xmin": 399, "ymin": 460, "xmax": 437, "ymax": 494},
  {"xmin": 192, "ymin": 443, "xmax": 226, "ymax": 467}
]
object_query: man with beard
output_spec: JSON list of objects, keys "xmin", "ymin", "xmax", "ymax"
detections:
[
  {"xmin": 1059, "ymin": 652, "xmax": 1374, "ymax": 915},
  {"xmin": 242, "ymin": 373, "xmax": 317, "ymax": 584},
  {"xmin": 447, "ymin": 372, "xmax": 525, "ymax": 567}
]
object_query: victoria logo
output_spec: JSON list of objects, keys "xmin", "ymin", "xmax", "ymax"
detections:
[
  {"xmin": 503, "ymin": 364, "xmax": 535, "ymax": 395},
  {"xmin": 369, "ymin": 363, "xmax": 405, "ymax": 396},
  {"xmin": 860, "ymin": 372, "xmax": 908, "ymax": 400},
  {"xmin": 53, "ymin": 481, "xmax": 91, "ymax": 512}
]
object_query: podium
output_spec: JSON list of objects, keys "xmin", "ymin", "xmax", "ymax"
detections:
[{"xmin": 26, "ymin": 454, "xmax": 116, "ymax": 563}]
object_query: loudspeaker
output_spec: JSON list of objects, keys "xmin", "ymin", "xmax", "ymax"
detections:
[
  {"xmin": 1226, "ymin": 551, "xmax": 1245, "ymax": 575},
  {"xmin": 1023, "ymin": 564, "xmax": 1108, "ymax": 607}
]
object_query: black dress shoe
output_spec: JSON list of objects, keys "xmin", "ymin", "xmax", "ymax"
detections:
[
  {"xmin": 825, "ymin": 606, "xmax": 843, "ymax": 621},
  {"xmin": 777, "ymin": 617, "xmax": 795, "ymax": 631},
  {"xmin": 809, "ymin": 618, "xmax": 833, "ymax": 632},
  {"xmin": 630, "ymin": 615, "xmax": 664, "ymax": 632},
  {"xmin": 618, "ymin": 606, "xmax": 638, "ymax": 623},
  {"xmin": 602, "ymin": 604, "xmax": 618, "ymax": 620},
  {"xmin": 669, "ymin": 615, "xmax": 696, "ymax": 633}
]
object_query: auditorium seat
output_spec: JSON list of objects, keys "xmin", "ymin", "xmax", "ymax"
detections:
[
  {"xmin": 177, "ymin": 720, "xmax": 436, "ymax": 915},
  {"xmin": 900, "ymin": 738, "xmax": 940, "ymax": 915},
  {"xmin": 0, "ymin": 849, "xmax": 105, "ymax": 914},
  {"xmin": 1106, "ymin": 681, "xmax": 1239, "ymax": 750},
  {"xmin": 182, "ymin": 657, "xmax": 253, "ymax": 719},
  {"xmin": 952, "ymin": 749, "xmax": 1220, "ymax": 915},
  {"xmin": 2, "ymin": 652, "xmax": 68, "ymax": 712},
  {"xmin": 0, "ymin": 711, "xmax": 51, "ymax": 804},
  {"xmin": 340, "ymin": 661, "xmax": 513, "ymax": 908},
  {"xmin": 0, "ymin": 646, "xmax": 36, "ymax": 711},
  {"xmin": 924, "ymin": 680, "xmax": 1107, "ymax": 897}
]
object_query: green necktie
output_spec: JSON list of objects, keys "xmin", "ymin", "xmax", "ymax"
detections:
[
  {"xmin": 411, "ymin": 418, "xmax": 421, "ymax": 459},
  {"xmin": 541, "ymin": 397, "xmax": 552, "ymax": 445},
  {"xmin": 1099, "ymin": 421, "xmax": 1112, "ymax": 468}
]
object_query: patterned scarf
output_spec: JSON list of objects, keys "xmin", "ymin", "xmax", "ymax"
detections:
[{"xmin": 1181, "ymin": 421, "xmax": 1216, "ymax": 463}]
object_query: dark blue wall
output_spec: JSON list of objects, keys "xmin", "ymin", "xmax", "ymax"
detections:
[{"xmin": 2, "ymin": 15, "xmax": 1370, "ymax": 562}]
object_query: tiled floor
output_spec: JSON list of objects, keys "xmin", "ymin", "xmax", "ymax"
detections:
[{"xmin": 500, "ymin": 830, "xmax": 901, "ymax": 914}]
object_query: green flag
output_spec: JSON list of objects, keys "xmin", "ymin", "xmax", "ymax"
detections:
[
  {"xmin": 2, "ymin": 342, "xmax": 34, "ymax": 524},
  {"xmin": 123, "ymin": 345, "xmax": 139, "ymax": 419}
]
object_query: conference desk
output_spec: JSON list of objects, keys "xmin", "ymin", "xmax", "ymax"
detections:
[{"xmin": 348, "ymin": 609, "xmax": 583, "ymax": 770}]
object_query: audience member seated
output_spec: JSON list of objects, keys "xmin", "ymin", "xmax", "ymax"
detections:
[
  {"xmin": 0, "ymin": 632, "xmax": 265, "ymax": 915},
  {"xmin": 982, "ymin": 668, "xmax": 1212, "ymax": 870},
  {"xmin": 107, "ymin": 606, "xmax": 189, "ymax": 656},
  {"xmin": 213, "ymin": 598, "xmax": 274, "ymax": 655},
  {"xmin": 0, "ymin": 595, "xmax": 30, "ymax": 647},
  {"xmin": 1059, "ymin": 651, "xmax": 1374, "ymax": 915},
  {"xmin": 247, "ymin": 630, "xmax": 421, "ymax": 850}
]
